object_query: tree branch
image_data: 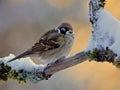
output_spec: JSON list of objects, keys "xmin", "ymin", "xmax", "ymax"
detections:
[
  {"xmin": 43, "ymin": 51, "xmax": 88, "ymax": 77},
  {"xmin": 0, "ymin": 51, "xmax": 88, "ymax": 83}
]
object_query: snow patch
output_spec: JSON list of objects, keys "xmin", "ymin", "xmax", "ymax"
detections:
[
  {"xmin": 0, "ymin": 54, "xmax": 44, "ymax": 71},
  {"xmin": 86, "ymin": 9, "xmax": 120, "ymax": 57}
]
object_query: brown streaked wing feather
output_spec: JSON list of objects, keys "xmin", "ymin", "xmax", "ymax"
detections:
[{"xmin": 31, "ymin": 29, "xmax": 60, "ymax": 52}]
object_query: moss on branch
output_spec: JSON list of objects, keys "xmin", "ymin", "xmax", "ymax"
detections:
[
  {"xmin": 85, "ymin": 47, "xmax": 120, "ymax": 68},
  {"xmin": 99, "ymin": 0, "xmax": 106, "ymax": 8},
  {"xmin": 0, "ymin": 61, "xmax": 11, "ymax": 81},
  {"xmin": 0, "ymin": 61, "xmax": 43, "ymax": 83},
  {"xmin": 86, "ymin": 47, "xmax": 117, "ymax": 62}
]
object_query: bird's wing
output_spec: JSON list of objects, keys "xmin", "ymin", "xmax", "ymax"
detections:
[{"xmin": 31, "ymin": 30, "xmax": 61, "ymax": 52}]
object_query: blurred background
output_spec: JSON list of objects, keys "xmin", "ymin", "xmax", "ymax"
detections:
[{"xmin": 0, "ymin": 0, "xmax": 120, "ymax": 90}]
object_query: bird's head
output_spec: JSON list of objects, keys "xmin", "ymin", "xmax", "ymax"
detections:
[{"xmin": 55, "ymin": 22, "xmax": 73, "ymax": 35}]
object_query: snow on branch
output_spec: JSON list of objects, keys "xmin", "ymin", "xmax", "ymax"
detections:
[{"xmin": 86, "ymin": 0, "xmax": 120, "ymax": 67}]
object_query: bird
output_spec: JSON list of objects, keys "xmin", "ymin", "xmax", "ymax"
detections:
[{"xmin": 7, "ymin": 22, "xmax": 74, "ymax": 64}]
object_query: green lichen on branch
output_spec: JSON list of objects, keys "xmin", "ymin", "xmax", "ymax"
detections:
[
  {"xmin": 85, "ymin": 47, "xmax": 120, "ymax": 68},
  {"xmin": 99, "ymin": 0, "xmax": 106, "ymax": 8},
  {"xmin": 0, "ymin": 61, "xmax": 42, "ymax": 83},
  {"xmin": 9, "ymin": 69, "xmax": 28, "ymax": 83},
  {"xmin": 85, "ymin": 47, "xmax": 117, "ymax": 63},
  {"xmin": 0, "ymin": 61, "xmax": 11, "ymax": 81},
  {"xmin": 0, "ymin": 61, "xmax": 27, "ymax": 83},
  {"xmin": 113, "ymin": 59, "xmax": 120, "ymax": 68}
]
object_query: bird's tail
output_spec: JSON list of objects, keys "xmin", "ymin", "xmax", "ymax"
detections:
[{"xmin": 7, "ymin": 50, "xmax": 33, "ymax": 63}]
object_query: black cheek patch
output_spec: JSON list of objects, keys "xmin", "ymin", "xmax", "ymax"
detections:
[{"xmin": 60, "ymin": 30, "xmax": 66, "ymax": 35}]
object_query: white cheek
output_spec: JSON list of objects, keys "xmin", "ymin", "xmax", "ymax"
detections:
[
  {"xmin": 66, "ymin": 30, "xmax": 72, "ymax": 35},
  {"xmin": 55, "ymin": 27, "xmax": 61, "ymax": 33},
  {"xmin": 66, "ymin": 31, "xmax": 70, "ymax": 34}
]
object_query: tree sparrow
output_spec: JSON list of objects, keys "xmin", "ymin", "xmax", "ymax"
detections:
[{"xmin": 8, "ymin": 22, "xmax": 74, "ymax": 64}]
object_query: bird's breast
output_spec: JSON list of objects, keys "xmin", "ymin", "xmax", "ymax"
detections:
[{"xmin": 39, "ymin": 34, "xmax": 74, "ymax": 64}]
